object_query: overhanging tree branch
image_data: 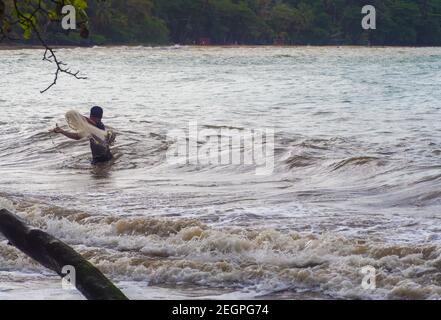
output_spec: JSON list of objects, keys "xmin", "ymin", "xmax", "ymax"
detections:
[
  {"xmin": 13, "ymin": 0, "xmax": 87, "ymax": 93},
  {"xmin": 2, "ymin": 0, "xmax": 88, "ymax": 93}
]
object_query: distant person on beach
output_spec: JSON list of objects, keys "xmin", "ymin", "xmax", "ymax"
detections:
[{"xmin": 49, "ymin": 106, "xmax": 114, "ymax": 165}]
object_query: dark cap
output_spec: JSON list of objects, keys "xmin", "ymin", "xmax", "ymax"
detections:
[{"xmin": 90, "ymin": 106, "xmax": 103, "ymax": 119}]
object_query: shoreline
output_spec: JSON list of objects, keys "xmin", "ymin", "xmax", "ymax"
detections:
[{"xmin": 1, "ymin": 43, "xmax": 441, "ymax": 50}]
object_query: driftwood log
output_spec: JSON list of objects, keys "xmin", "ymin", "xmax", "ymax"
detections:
[{"xmin": 0, "ymin": 208, "xmax": 128, "ymax": 300}]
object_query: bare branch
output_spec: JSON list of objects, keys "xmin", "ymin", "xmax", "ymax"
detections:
[{"xmin": 9, "ymin": 0, "xmax": 87, "ymax": 93}]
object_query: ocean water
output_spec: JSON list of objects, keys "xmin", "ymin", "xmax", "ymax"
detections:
[{"xmin": 1, "ymin": 46, "xmax": 441, "ymax": 300}]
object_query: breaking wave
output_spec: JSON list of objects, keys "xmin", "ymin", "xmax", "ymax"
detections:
[{"xmin": 1, "ymin": 198, "xmax": 441, "ymax": 300}]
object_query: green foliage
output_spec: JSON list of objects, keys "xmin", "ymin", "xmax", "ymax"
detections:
[
  {"xmin": 1, "ymin": 0, "xmax": 90, "ymax": 42},
  {"xmin": 20, "ymin": 13, "xmax": 35, "ymax": 39},
  {"xmin": 2, "ymin": 0, "xmax": 441, "ymax": 46}
]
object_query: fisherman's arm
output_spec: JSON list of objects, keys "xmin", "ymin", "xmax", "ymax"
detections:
[{"xmin": 49, "ymin": 126, "xmax": 82, "ymax": 140}]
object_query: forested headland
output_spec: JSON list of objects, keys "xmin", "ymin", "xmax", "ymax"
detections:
[{"xmin": 1, "ymin": 0, "xmax": 441, "ymax": 47}]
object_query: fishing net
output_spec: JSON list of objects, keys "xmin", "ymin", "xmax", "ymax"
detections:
[{"xmin": 65, "ymin": 110, "xmax": 116, "ymax": 146}]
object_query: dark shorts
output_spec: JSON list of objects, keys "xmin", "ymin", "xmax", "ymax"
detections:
[{"xmin": 91, "ymin": 154, "xmax": 113, "ymax": 165}]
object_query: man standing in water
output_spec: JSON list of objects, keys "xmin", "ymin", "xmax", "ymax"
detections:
[{"xmin": 50, "ymin": 106, "xmax": 114, "ymax": 165}]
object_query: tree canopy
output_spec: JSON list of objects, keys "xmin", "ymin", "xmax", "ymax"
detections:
[{"xmin": 1, "ymin": 0, "xmax": 441, "ymax": 47}]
